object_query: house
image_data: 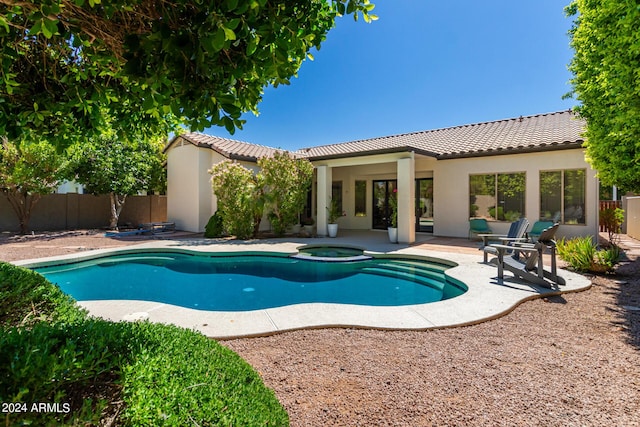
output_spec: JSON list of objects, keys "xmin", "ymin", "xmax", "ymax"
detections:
[{"xmin": 165, "ymin": 110, "xmax": 597, "ymax": 243}]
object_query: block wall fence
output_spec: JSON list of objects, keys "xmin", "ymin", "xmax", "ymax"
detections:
[{"xmin": 0, "ymin": 194, "xmax": 167, "ymax": 232}]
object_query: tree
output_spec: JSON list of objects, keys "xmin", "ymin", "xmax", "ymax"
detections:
[
  {"xmin": 68, "ymin": 135, "xmax": 166, "ymax": 229},
  {"xmin": 566, "ymin": 1, "xmax": 640, "ymax": 191},
  {"xmin": 0, "ymin": 138, "xmax": 66, "ymax": 234},
  {"xmin": 258, "ymin": 152, "xmax": 313, "ymax": 235},
  {"xmin": 0, "ymin": 0, "xmax": 377, "ymax": 149}
]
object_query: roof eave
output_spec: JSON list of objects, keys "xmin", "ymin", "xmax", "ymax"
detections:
[
  {"xmin": 306, "ymin": 146, "xmax": 439, "ymax": 161},
  {"xmin": 436, "ymin": 141, "xmax": 585, "ymax": 160}
]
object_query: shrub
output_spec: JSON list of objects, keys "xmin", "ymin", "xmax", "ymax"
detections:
[
  {"xmin": 0, "ymin": 320, "xmax": 128, "ymax": 426},
  {"xmin": 0, "ymin": 262, "xmax": 87, "ymax": 327},
  {"xmin": 599, "ymin": 207, "xmax": 624, "ymax": 244},
  {"xmin": 204, "ymin": 212, "xmax": 224, "ymax": 238},
  {"xmin": 0, "ymin": 263, "xmax": 289, "ymax": 426},
  {"xmin": 557, "ymin": 236, "xmax": 621, "ymax": 273},
  {"xmin": 210, "ymin": 161, "xmax": 259, "ymax": 239},
  {"xmin": 258, "ymin": 151, "xmax": 313, "ymax": 236}
]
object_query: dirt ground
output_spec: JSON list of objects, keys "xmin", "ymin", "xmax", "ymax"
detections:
[{"xmin": 2, "ymin": 230, "xmax": 639, "ymax": 426}]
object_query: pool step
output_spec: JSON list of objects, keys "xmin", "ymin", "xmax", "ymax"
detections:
[
  {"xmin": 371, "ymin": 262, "xmax": 447, "ymax": 282},
  {"xmin": 383, "ymin": 259, "xmax": 451, "ymax": 273},
  {"xmin": 361, "ymin": 267, "xmax": 446, "ymax": 291}
]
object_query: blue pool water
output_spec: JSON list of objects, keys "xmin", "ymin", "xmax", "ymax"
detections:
[{"xmin": 35, "ymin": 251, "xmax": 467, "ymax": 311}]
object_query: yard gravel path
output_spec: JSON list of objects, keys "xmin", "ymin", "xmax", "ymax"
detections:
[{"xmin": 2, "ymin": 230, "xmax": 639, "ymax": 426}]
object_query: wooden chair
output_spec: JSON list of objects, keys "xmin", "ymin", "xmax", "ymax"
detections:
[{"xmin": 489, "ymin": 223, "xmax": 565, "ymax": 288}]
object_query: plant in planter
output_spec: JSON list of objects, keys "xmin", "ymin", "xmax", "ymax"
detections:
[
  {"xmin": 326, "ymin": 199, "xmax": 341, "ymax": 237},
  {"xmin": 388, "ymin": 188, "xmax": 398, "ymax": 242}
]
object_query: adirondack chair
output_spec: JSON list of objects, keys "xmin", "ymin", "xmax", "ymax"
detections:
[
  {"xmin": 469, "ymin": 218, "xmax": 493, "ymax": 239},
  {"xmin": 526, "ymin": 220, "xmax": 554, "ymax": 242},
  {"xmin": 480, "ymin": 218, "xmax": 529, "ymax": 262},
  {"xmin": 489, "ymin": 223, "xmax": 565, "ymax": 288}
]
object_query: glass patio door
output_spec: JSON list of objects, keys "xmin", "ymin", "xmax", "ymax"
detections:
[
  {"xmin": 416, "ymin": 178, "xmax": 433, "ymax": 232},
  {"xmin": 372, "ymin": 180, "xmax": 397, "ymax": 229}
]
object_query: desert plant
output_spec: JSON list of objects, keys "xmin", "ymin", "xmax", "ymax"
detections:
[
  {"xmin": 327, "ymin": 199, "xmax": 341, "ymax": 223},
  {"xmin": 389, "ymin": 188, "xmax": 398, "ymax": 228},
  {"xmin": 557, "ymin": 236, "xmax": 621, "ymax": 273}
]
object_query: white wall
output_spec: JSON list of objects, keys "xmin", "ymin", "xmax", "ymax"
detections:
[
  {"xmin": 433, "ymin": 149, "xmax": 598, "ymax": 239},
  {"xmin": 167, "ymin": 140, "xmax": 271, "ymax": 232},
  {"xmin": 167, "ymin": 142, "xmax": 206, "ymax": 232},
  {"xmin": 169, "ymin": 143, "xmax": 597, "ymax": 240}
]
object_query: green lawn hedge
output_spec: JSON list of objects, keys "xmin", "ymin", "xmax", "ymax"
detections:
[{"xmin": 0, "ymin": 262, "xmax": 289, "ymax": 426}]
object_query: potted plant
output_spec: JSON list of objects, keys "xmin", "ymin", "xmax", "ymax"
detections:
[
  {"xmin": 326, "ymin": 199, "xmax": 341, "ymax": 237},
  {"xmin": 388, "ymin": 188, "xmax": 398, "ymax": 242}
]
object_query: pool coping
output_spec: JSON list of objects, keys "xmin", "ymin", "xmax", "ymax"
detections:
[{"xmin": 14, "ymin": 239, "xmax": 592, "ymax": 339}]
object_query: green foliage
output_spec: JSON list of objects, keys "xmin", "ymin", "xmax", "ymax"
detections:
[
  {"xmin": 210, "ymin": 161, "xmax": 259, "ymax": 239},
  {"xmin": 599, "ymin": 207, "xmax": 624, "ymax": 244},
  {"xmin": 389, "ymin": 188, "xmax": 398, "ymax": 228},
  {"xmin": 0, "ymin": 138, "xmax": 67, "ymax": 233},
  {"xmin": 566, "ymin": 1, "xmax": 640, "ymax": 191},
  {"xmin": 119, "ymin": 322, "xmax": 288, "ymax": 426},
  {"xmin": 210, "ymin": 153, "xmax": 313, "ymax": 237},
  {"xmin": 68, "ymin": 135, "xmax": 166, "ymax": 228},
  {"xmin": 204, "ymin": 212, "xmax": 224, "ymax": 238},
  {"xmin": 0, "ymin": 262, "xmax": 87, "ymax": 328},
  {"xmin": 0, "ymin": 262, "xmax": 289, "ymax": 426},
  {"xmin": 259, "ymin": 152, "xmax": 314, "ymax": 235},
  {"xmin": 0, "ymin": 0, "xmax": 376, "ymax": 149},
  {"xmin": 557, "ymin": 236, "xmax": 621, "ymax": 273},
  {"xmin": 327, "ymin": 198, "xmax": 341, "ymax": 223}
]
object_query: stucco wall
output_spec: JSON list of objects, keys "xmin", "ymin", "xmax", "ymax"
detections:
[
  {"xmin": 314, "ymin": 149, "xmax": 596, "ymax": 240},
  {"xmin": 626, "ymin": 197, "xmax": 640, "ymax": 240},
  {"xmin": 166, "ymin": 139, "xmax": 271, "ymax": 233},
  {"xmin": 167, "ymin": 142, "xmax": 201, "ymax": 232},
  {"xmin": 168, "ymin": 141, "xmax": 597, "ymax": 239},
  {"xmin": 432, "ymin": 149, "xmax": 598, "ymax": 239}
]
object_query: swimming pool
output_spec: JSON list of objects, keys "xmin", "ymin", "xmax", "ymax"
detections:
[{"xmin": 34, "ymin": 251, "xmax": 467, "ymax": 311}]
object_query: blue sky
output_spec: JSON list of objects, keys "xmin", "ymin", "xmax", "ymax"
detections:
[{"xmin": 204, "ymin": 0, "xmax": 576, "ymax": 151}]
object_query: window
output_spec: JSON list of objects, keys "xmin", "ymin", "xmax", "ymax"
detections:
[
  {"xmin": 469, "ymin": 173, "xmax": 525, "ymax": 221},
  {"xmin": 540, "ymin": 169, "xmax": 586, "ymax": 224},
  {"xmin": 332, "ymin": 181, "xmax": 343, "ymax": 212},
  {"xmin": 354, "ymin": 180, "xmax": 366, "ymax": 216}
]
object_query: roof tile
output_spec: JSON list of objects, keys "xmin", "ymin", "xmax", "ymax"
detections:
[{"xmin": 174, "ymin": 110, "xmax": 585, "ymax": 162}]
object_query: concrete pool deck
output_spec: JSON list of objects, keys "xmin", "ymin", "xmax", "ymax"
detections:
[{"xmin": 14, "ymin": 231, "xmax": 592, "ymax": 339}]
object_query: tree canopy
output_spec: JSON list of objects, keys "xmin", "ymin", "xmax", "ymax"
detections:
[
  {"xmin": 0, "ymin": 0, "xmax": 376, "ymax": 148},
  {"xmin": 68, "ymin": 135, "xmax": 166, "ymax": 228},
  {"xmin": 0, "ymin": 138, "xmax": 66, "ymax": 233},
  {"xmin": 566, "ymin": 0, "xmax": 640, "ymax": 191}
]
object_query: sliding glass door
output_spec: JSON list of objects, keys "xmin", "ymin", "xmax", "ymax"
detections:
[
  {"xmin": 372, "ymin": 180, "xmax": 397, "ymax": 229},
  {"xmin": 416, "ymin": 178, "xmax": 433, "ymax": 232}
]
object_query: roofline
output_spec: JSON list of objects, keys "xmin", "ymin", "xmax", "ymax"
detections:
[
  {"xmin": 300, "ymin": 109, "xmax": 577, "ymax": 154},
  {"xmin": 166, "ymin": 133, "xmax": 262, "ymax": 162},
  {"xmin": 305, "ymin": 146, "xmax": 440, "ymax": 161},
  {"xmin": 436, "ymin": 140, "xmax": 585, "ymax": 160}
]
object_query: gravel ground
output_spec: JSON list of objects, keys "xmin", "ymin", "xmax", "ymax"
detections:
[{"xmin": 2, "ymin": 231, "xmax": 639, "ymax": 426}]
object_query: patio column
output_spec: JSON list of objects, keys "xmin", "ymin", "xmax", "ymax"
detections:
[
  {"xmin": 397, "ymin": 156, "xmax": 415, "ymax": 243},
  {"xmin": 316, "ymin": 165, "xmax": 332, "ymax": 236}
]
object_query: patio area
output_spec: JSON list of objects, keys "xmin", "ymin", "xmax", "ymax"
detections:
[{"xmin": 13, "ymin": 229, "xmax": 591, "ymax": 339}]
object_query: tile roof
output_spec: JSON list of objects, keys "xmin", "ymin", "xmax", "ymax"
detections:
[
  {"xmin": 174, "ymin": 133, "xmax": 285, "ymax": 162},
  {"xmin": 301, "ymin": 110, "xmax": 585, "ymax": 160},
  {"xmin": 172, "ymin": 110, "xmax": 585, "ymax": 162}
]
